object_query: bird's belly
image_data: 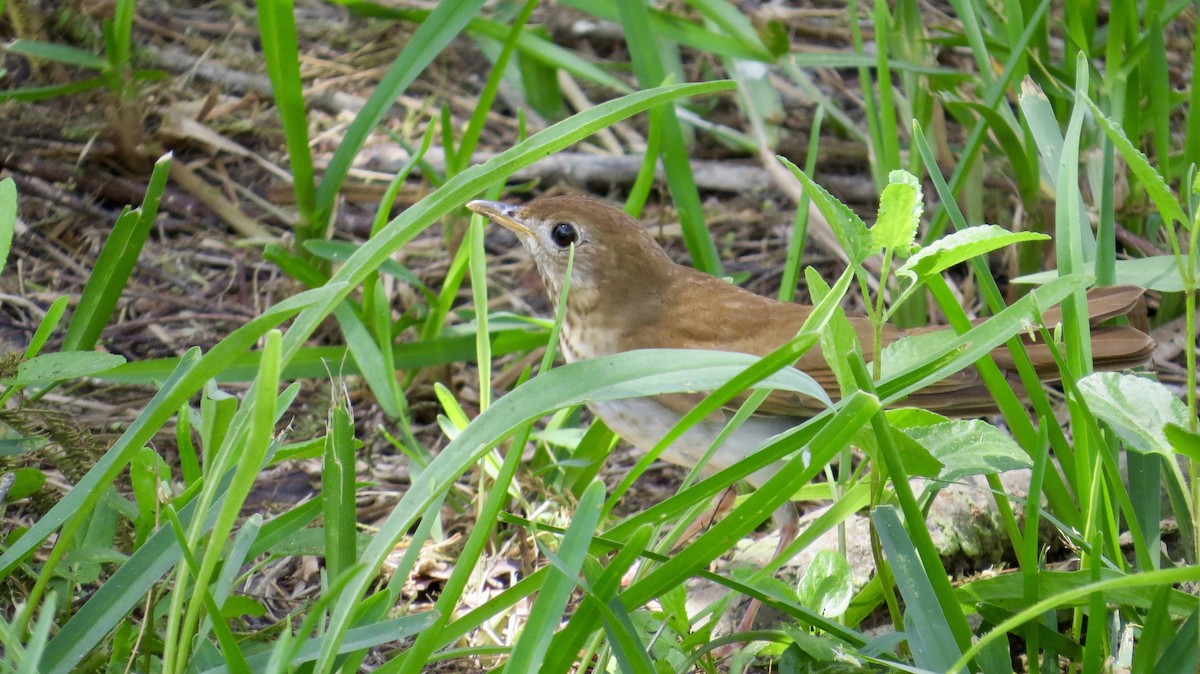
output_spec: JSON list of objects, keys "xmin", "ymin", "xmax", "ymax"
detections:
[{"xmin": 588, "ymin": 398, "xmax": 801, "ymax": 489}]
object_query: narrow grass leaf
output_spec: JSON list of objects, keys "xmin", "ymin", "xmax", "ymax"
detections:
[
  {"xmin": 62, "ymin": 154, "xmax": 170, "ymax": 352},
  {"xmin": 562, "ymin": 0, "xmax": 773, "ymax": 61},
  {"xmin": 5, "ymin": 40, "xmax": 109, "ymax": 69},
  {"xmin": 333, "ymin": 303, "xmax": 401, "ymax": 417},
  {"xmin": 0, "ymin": 178, "xmax": 15, "ymax": 273},
  {"xmin": 256, "ymin": 0, "xmax": 317, "ymax": 224},
  {"xmin": 872, "ymin": 506, "xmax": 962, "ymax": 671},
  {"xmin": 21, "ymin": 297, "xmax": 68, "ymax": 361},
  {"xmin": 0, "ymin": 77, "xmax": 109, "ymax": 103},
  {"xmin": 1152, "ymin": 608, "xmax": 1199, "ymax": 673},
  {"xmin": 323, "ymin": 393, "xmax": 358, "ymax": 580},
  {"xmin": 615, "ymin": 0, "xmax": 722, "ymax": 275},
  {"xmin": 1013, "ymin": 255, "xmax": 1196, "ymax": 292},
  {"xmin": 0, "ymin": 284, "xmax": 344, "ymax": 577},
  {"xmin": 504, "ymin": 480, "xmax": 606, "ymax": 673},
  {"xmin": 944, "ymin": 100, "xmax": 1039, "ymax": 199},
  {"xmin": 16, "ymin": 591, "xmax": 56, "ymax": 674},
  {"xmin": 174, "ymin": 330, "xmax": 285, "ymax": 669},
  {"xmin": 952, "ymin": 567, "xmax": 1200, "ymax": 672},
  {"xmin": 314, "ymin": 0, "xmax": 486, "ymax": 228},
  {"xmin": 334, "ymin": 3, "xmax": 632, "ymax": 94},
  {"xmin": 95, "ymin": 327, "xmax": 549, "ymax": 384}
]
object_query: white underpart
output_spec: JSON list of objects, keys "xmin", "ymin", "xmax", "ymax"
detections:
[{"xmin": 589, "ymin": 397, "xmax": 800, "ymax": 489}]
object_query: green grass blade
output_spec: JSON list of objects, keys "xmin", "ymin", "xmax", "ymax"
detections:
[
  {"xmin": 333, "ymin": 302, "xmax": 402, "ymax": 417},
  {"xmin": 322, "ymin": 391, "xmax": 358, "ymax": 581},
  {"xmin": 314, "ymin": 0, "xmax": 486, "ymax": 230},
  {"xmin": 871, "ymin": 506, "xmax": 963, "ymax": 670},
  {"xmin": 5, "ymin": 40, "xmax": 109, "ymax": 69},
  {"xmin": 951, "ymin": 566, "xmax": 1200, "ymax": 672},
  {"xmin": 0, "ymin": 178, "xmax": 15, "ymax": 273},
  {"xmin": 457, "ymin": 0, "xmax": 536, "ymax": 169},
  {"xmin": 504, "ymin": 483, "xmax": 608, "ymax": 672},
  {"xmin": 63, "ymin": 154, "xmax": 171, "ymax": 352},
  {"xmin": 256, "ymin": 0, "xmax": 317, "ymax": 227},
  {"xmin": 94, "ymin": 327, "xmax": 549, "ymax": 384},
  {"xmin": 622, "ymin": 392, "xmax": 879, "ymax": 609},
  {"xmin": 615, "ymin": 0, "xmax": 722, "ymax": 275},
  {"xmin": 0, "ymin": 284, "xmax": 346, "ymax": 578}
]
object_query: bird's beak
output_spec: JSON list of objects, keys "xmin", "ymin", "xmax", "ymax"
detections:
[{"xmin": 466, "ymin": 200, "xmax": 533, "ymax": 238}]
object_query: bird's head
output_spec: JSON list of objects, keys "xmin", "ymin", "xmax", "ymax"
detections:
[{"xmin": 467, "ymin": 195, "xmax": 676, "ymax": 311}]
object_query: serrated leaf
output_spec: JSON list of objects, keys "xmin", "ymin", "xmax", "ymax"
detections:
[
  {"xmin": 795, "ymin": 550, "xmax": 854, "ymax": 618},
  {"xmin": 1085, "ymin": 98, "xmax": 1188, "ymax": 229},
  {"xmin": 8, "ymin": 351, "xmax": 127, "ymax": 385},
  {"xmin": 904, "ymin": 420, "xmax": 1031, "ymax": 481},
  {"xmin": 1077, "ymin": 372, "xmax": 1191, "ymax": 455},
  {"xmin": 897, "ymin": 225, "xmax": 1049, "ymax": 282},
  {"xmin": 780, "ymin": 157, "xmax": 872, "ymax": 264},
  {"xmin": 872, "ymin": 170, "xmax": 922, "ymax": 252}
]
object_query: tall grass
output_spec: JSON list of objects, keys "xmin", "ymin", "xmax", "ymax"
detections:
[{"xmin": 1, "ymin": 1, "xmax": 1198, "ymax": 672}]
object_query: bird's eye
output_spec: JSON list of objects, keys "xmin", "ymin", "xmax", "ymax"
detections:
[{"xmin": 550, "ymin": 222, "xmax": 579, "ymax": 248}]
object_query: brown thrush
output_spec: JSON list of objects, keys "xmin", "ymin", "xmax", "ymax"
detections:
[{"xmin": 468, "ymin": 193, "xmax": 1155, "ymax": 630}]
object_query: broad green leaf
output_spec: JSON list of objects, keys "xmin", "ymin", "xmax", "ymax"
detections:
[
  {"xmin": 219, "ymin": 595, "xmax": 267, "ymax": 620},
  {"xmin": 897, "ymin": 225, "xmax": 1049, "ymax": 283},
  {"xmin": 6, "ymin": 467, "xmax": 47, "ymax": 500},
  {"xmin": 872, "ymin": 170, "xmax": 922, "ymax": 252},
  {"xmin": 7, "ymin": 351, "xmax": 127, "ymax": 385},
  {"xmin": 885, "ymin": 407, "xmax": 950, "ymax": 429},
  {"xmin": 795, "ymin": 550, "xmax": 854, "ymax": 618},
  {"xmin": 904, "ymin": 420, "xmax": 1032, "ymax": 481},
  {"xmin": 1164, "ymin": 423, "xmax": 1200, "ymax": 462},
  {"xmin": 1077, "ymin": 372, "xmax": 1191, "ymax": 455}
]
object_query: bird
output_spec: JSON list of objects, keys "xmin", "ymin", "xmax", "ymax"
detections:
[{"xmin": 467, "ymin": 193, "xmax": 1155, "ymax": 633}]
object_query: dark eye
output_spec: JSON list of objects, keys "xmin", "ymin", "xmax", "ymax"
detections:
[{"xmin": 550, "ymin": 222, "xmax": 579, "ymax": 248}]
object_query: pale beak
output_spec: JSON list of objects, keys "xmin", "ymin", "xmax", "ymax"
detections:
[{"xmin": 466, "ymin": 200, "xmax": 534, "ymax": 238}]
